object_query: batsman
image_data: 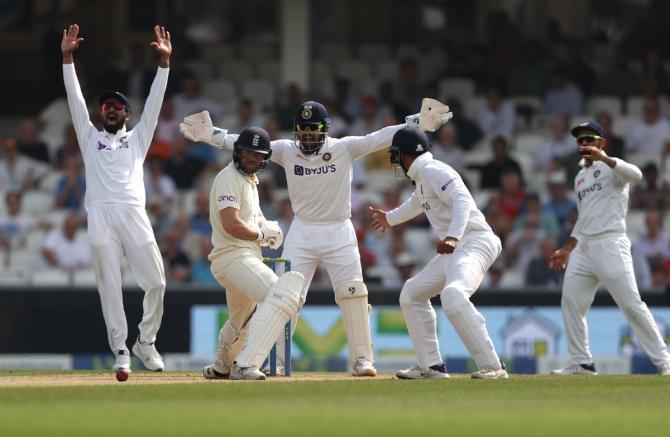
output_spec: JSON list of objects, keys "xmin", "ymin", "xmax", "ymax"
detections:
[{"xmin": 182, "ymin": 99, "xmax": 452, "ymax": 376}]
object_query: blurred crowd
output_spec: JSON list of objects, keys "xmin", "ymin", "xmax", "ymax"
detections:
[{"xmin": 1, "ymin": 6, "xmax": 670, "ymax": 289}]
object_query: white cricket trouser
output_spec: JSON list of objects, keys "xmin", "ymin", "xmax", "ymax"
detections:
[
  {"xmin": 210, "ymin": 250, "xmax": 278, "ymax": 343},
  {"xmin": 282, "ymin": 217, "xmax": 363, "ymax": 305},
  {"xmin": 399, "ymin": 230, "xmax": 502, "ymax": 369},
  {"xmin": 562, "ymin": 233, "xmax": 670, "ymax": 368},
  {"xmin": 88, "ymin": 206, "xmax": 166, "ymax": 353}
]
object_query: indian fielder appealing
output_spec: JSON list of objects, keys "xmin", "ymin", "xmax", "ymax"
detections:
[
  {"xmin": 369, "ymin": 126, "xmax": 508, "ymax": 380},
  {"xmin": 62, "ymin": 24, "xmax": 170, "ymax": 374},
  {"xmin": 549, "ymin": 121, "xmax": 670, "ymax": 376},
  {"xmin": 202, "ymin": 126, "xmax": 304, "ymax": 380},
  {"xmin": 180, "ymin": 99, "xmax": 452, "ymax": 376}
]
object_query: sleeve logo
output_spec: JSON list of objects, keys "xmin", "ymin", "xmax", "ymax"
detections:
[{"xmin": 218, "ymin": 194, "xmax": 238, "ymax": 203}]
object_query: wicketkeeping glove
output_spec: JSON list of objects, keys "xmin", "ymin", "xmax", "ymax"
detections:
[
  {"xmin": 405, "ymin": 98, "xmax": 453, "ymax": 132},
  {"xmin": 179, "ymin": 111, "xmax": 227, "ymax": 148}
]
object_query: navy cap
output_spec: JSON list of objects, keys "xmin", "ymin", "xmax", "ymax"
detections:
[
  {"xmin": 570, "ymin": 121, "xmax": 605, "ymax": 138},
  {"xmin": 391, "ymin": 126, "xmax": 431, "ymax": 156},
  {"xmin": 294, "ymin": 101, "xmax": 331, "ymax": 127},
  {"xmin": 234, "ymin": 127, "xmax": 271, "ymax": 155},
  {"xmin": 99, "ymin": 91, "xmax": 131, "ymax": 111}
]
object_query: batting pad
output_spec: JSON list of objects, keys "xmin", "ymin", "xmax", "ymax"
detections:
[
  {"xmin": 335, "ymin": 281, "xmax": 374, "ymax": 366},
  {"xmin": 235, "ymin": 271, "xmax": 303, "ymax": 368},
  {"xmin": 442, "ymin": 288, "xmax": 500, "ymax": 369},
  {"xmin": 213, "ymin": 321, "xmax": 250, "ymax": 373}
]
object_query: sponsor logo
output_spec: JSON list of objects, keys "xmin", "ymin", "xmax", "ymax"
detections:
[
  {"xmin": 217, "ymin": 194, "xmax": 238, "ymax": 203},
  {"xmin": 420, "ymin": 201, "xmax": 431, "ymax": 211},
  {"xmin": 577, "ymin": 182, "xmax": 602, "ymax": 201},
  {"xmin": 97, "ymin": 141, "xmax": 110, "ymax": 151},
  {"xmin": 293, "ymin": 164, "xmax": 337, "ymax": 176},
  {"xmin": 348, "ymin": 286, "xmax": 356, "ymax": 294},
  {"xmin": 415, "ymin": 143, "xmax": 424, "ymax": 152},
  {"xmin": 119, "ymin": 136, "xmax": 129, "ymax": 149},
  {"xmin": 441, "ymin": 178, "xmax": 455, "ymax": 191},
  {"xmin": 323, "ymin": 152, "xmax": 331, "ymax": 162}
]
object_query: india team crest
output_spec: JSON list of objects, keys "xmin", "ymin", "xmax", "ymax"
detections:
[
  {"xmin": 323, "ymin": 152, "xmax": 331, "ymax": 161},
  {"xmin": 302, "ymin": 105, "xmax": 313, "ymax": 120}
]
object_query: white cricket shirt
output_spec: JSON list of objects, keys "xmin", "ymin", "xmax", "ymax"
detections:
[
  {"xmin": 385, "ymin": 152, "xmax": 492, "ymax": 240},
  {"xmin": 570, "ymin": 158, "xmax": 642, "ymax": 239},
  {"xmin": 63, "ymin": 64, "xmax": 169, "ymax": 209}
]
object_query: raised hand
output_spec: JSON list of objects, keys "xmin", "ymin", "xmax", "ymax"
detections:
[
  {"xmin": 150, "ymin": 25, "xmax": 172, "ymax": 63},
  {"xmin": 61, "ymin": 24, "xmax": 84, "ymax": 59}
]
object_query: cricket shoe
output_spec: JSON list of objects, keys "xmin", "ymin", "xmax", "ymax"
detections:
[
  {"xmin": 113, "ymin": 349, "xmax": 131, "ymax": 372},
  {"xmin": 352, "ymin": 358, "xmax": 377, "ymax": 377},
  {"xmin": 396, "ymin": 363, "xmax": 450, "ymax": 379},
  {"xmin": 550, "ymin": 363, "xmax": 597, "ymax": 375},
  {"xmin": 658, "ymin": 362, "xmax": 670, "ymax": 376},
  {"xmin": 132, "ymin": 337, "xmax": 164, "ymax": 371},
  {"xmin": 230, "ymin": 364, "xmax": 266, "ymax": 380},
  {"xmin": 202, "ymin": 364, "xmax": 229, "ymax": 380},
  {"xmin": 472, "ymin": 366, "xmax": 509, "ymax": 379}
]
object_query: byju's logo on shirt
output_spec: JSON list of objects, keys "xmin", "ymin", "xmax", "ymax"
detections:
[
  {"xmin": 293, "ymin": 164, "xmax": 337, "ymax": 176},
  {"xmin": 218, "ymin": 194, "xmax": 238, "ymax": 203},
  {"xmin": 97, "ymin": 141, "xmax": 111, "ymax": 151}
]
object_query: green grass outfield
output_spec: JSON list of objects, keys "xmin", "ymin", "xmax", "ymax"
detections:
[{"xmin": 1, "ymin": 371, "xmax": 669, "ymax": 436}]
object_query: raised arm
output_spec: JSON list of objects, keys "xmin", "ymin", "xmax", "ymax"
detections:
[
  {"xmin": 134, "ymin": 25, "xmax": 171, "ymax": 150},
  {"xmin": 179, "ymin": 111, "xmax": 237, "ymax": 150},
  {"xmin": 61, "ymin": 24, "xmax": 93, "ymax": 142},
  {"xmin": 383, "ymin": 191, "xmax": 423, "ymax": 227}
]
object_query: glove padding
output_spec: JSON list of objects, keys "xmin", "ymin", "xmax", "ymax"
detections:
[
  {"xmin": 179, "ymin": 111, "xmax": 227, "ymax": 147},
  {"xmin": 405, "ymin": 98, "xmax": 453, "ymax": 132},
  {"xmin": 257, "ymin": 220, "xmax": 283, "ymax": 250}
]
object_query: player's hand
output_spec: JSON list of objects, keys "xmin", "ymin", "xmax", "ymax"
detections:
[
  {"xmin": 150, "ymin": 25, "xmax": 172, "ymax": 60},
  {"xmin": 548, "ymin": 248, "xmax": 570, "ymax": 271},
  {"xmin": 61, "ymin": 24, "xmax": 84, "ymax": 55},
  {"xmin": 258, "ymin": 220, "xmax": 283, "ymax": 249},
  {"xmin": 418, "ymin": 98, "xmax": 453, "ymax": 132},
  {"xmin": 437, "ymin": 236, "xmax": 458, "ymax": 254},
  {"xmin": 180, "ymin": 111, "xmax": 224, "ymax": 145},
  {"xmin": 578, "ymin": 145, "xmax": 607, "ymax": 162},
  {"xmin": 369, "ymin": 206, "xmax": 391, "ymax": 232}
]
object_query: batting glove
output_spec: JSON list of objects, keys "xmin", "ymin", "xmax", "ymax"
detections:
[
  {"xmin": 179, "ymin": 111, "xmax": 227, "ymax": 148},
  {"xmin": 257, "ymin": 220, "xmax": 283, "ymax": 249}
]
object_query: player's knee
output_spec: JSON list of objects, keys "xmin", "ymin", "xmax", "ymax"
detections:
[
  {"xmin": 334, "ymin": 280, "xmax": 368, "ymax": 303},
  {"xmin": 264, "ymin": 271, "xmax": 304, "ymax": 316},
  {"xmin": 440, "ymin": 286, "xmax": 469, "ymax": 317},
  {"xmin": 398, "ymin": 282, "xmax": 417, "ymax": 308}
]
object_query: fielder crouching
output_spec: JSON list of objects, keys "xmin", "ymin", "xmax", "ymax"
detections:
[{"xmin": 203, "ymin": 127, "xmax": 304, "ymax": 380}]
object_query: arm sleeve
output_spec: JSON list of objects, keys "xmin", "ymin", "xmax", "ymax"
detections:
[
  {"xmin": 343, "ymin": 124, "xmax": 405, "ymax": 161},
  {"xmin": 62, "ymin": 64, "xmax": 94, "ymax": 148},
  {"xmin": 386, "ymin": 190, "xmax": 423, "ymax": 226},
  {"xmin": 612, "ymin": 158, "xmax": 643, "ymax": 184},
  {"xmin": 213, "ymin": 175, "xmax": 242, "ymax": 211},
  {"xmin": 134, "ymin": 67, "xmax": 170, "ymax": 154},
  {"xmin": 430, "ymin": 168, "xmax": 471, "ymax": 240}
]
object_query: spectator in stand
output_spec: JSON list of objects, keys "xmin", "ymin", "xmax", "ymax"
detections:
[
  {"xmin": 596, "ymin": 47, "xmax": 641, "ymax": 100},
  {"xmin": 120, "ymin": 42, "xmax": 154, "ymax": 101},
  {"xmin": 476, "ymin": 135, "xmax": 523, "ymax": 189},
  {"xmin": 542, "ymin": 69, "xmax": 583, "ymax": 117},
  {"xmin": 191, "ymin": 235, "xmax": 218, "ymax": 286},
  {"xmin": 445, "ymin": 98, "xmax": 483, "ymax": 151},
  {"xmin": 381, "ymin": 252, "xmax": 417, "ymax": 289},
  {"xmin": 632, "ymin": 162, "xmax": 670, "ymax": 210},
  {"xmin": 509, "ymin": 41, "xmax": 550, "ymax": 96},
  {"xmin": 53, "ymin": 155, "xmax": 86, "ymax": 211},
  {"xmin": 595, "ymin": 111, "xmax": 625, "ymax": 159},
  {"xmin": 356, "ymin": 228, "xmax": 377, "ymax": 281},
  {"xmin": 514, "ymin": 192, "xmax": 560, "ymax": 240},
  {"xmin": 160, "ymin": 226, "xmax": 191, "ymax": 284},
  {"xmin": 634, "ymin": 211, "xmax": 670, "ymax": 277},
  {"xmin": 525, "ymin": 237, "xmax": 563, "ymax": 287},
  {"xmin": 534, "ymin": 116, "xmax": 574, "ymax": 171},
  {"xmin": 163, "ymin": 135, "xmax": 206, "ymax": 190},
  {"xmin": 152, "ymin": 98, "xmax": 180, "ymax": 157},
  {"xmin": 55, "ymin": 123, "xmax": 81, "ymax": 169},
  {"xmin": 0, "ymin": 137, "xmax": 49, "ymax": 194},
  {"xmin": 172, "ymin": 71, "xmax": 225, "ymax": 122},
  {"xmin": 189, "ymin": 191, "xmax": 212, "ymax": 236},
  {"xmin": 542, "ymin": 171, "xmax": 577, "ymax": 228},
  {"xmin": 393, "ymin": 58, "xmax": 422, "ymax": 115},
  {"xmin": 220, "ymin": 98, "xmax": 264, "ymax": 134},
  {"xmin": 475, "ymin": 84, "xmax": 516, "ymax": 139},
  {"xmin": 41, "ymin": 214, "xmax": 91, "ymax": 269},
  {"xmin": 17, "ymin": 118, "xmax": 50, "ymax": 164},
  {"xmin": 431, "ymin": 124, "xmax": 464, "ymax": 173},
  {"xmin": 626, "ymin": 96, "xmax": 670, "ymax": 157},
  {"xmin": 498, "ymin": 168, "xmax": 526, "ymax": 222},
  {"xmin": 351, "ymin": 96, "xmax": 384, "ymax": 184},
  {"xmin": 561, "ymin": 42, "xmax": 596, "ymax": 96},
  {"xmin": 144, "ymin": 157, "xmax": 176, "ymax": 207},
  {"xmin": 275, "ymin": 83, "xmax": 302, "ymax": 131},
  {"xmin": 0, "ymin": 191, "xmax": 43, "ymax": 250},
  {"xmin": 640, "ymin": 49, "xmax": 666, "ymax": 96},
  {"xmin": 504, "ymin": 211, "xmax": 546, "ymax": 277}
]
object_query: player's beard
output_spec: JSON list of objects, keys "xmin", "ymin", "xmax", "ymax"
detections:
[{"xmin": 102, "ymin": 112, "xmax": 126, "ymax": 134}]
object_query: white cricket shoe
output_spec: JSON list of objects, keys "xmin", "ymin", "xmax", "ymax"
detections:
[
  {"xmin": 550, "ymin": 363, "xmax": 597, "ymax": 376},
  {"xmin": 113, "ymin": 349, "xmax": 131, "ymax": 372},
  {"xmin": 396, "ymin": 364, "xmax": 450, "ymax": 380},
  {"xmin": 230, "ymin": 364, "xmax": 266, "ymax": 380},
  {"xmin": 202, "ymin": 364, "xmax": 229, "ymax": 380},
  {"xmin": 658, "ymin": 362, "xmax": 670, "ymax": 376},
  {"xmin": 472, "ymin": 366, "xmax": 509, "ymax": 379},
  {"xmin": 352, "ymin": 358, "xmax": 377, "ymax": 377},
  {"xmin": 132, "ymin": 337, "xmax": 164, "ymax": 371}
]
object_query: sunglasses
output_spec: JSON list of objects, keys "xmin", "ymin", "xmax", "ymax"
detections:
[
  {"xmin": 296, "ymin": 123, "xmax": 325, "ymax": 132},
  {"xmin": 101, "ymin": 101, "xmax": 127, "ymax": 111},
  {"xmin": 576, "ymin": 135, "xmax": 603, "ymax": 144}
]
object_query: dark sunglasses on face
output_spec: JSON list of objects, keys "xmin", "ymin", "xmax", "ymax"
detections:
[
  {"xmin": 101, "ymin": 101, "xmax": 127, "ymax": 111},
  {"xmin": 576, "ymin": 135, "xmax": 603, "ymax": 144},
  {"xmin": 296, "ymin": 123, "xmax": 325, "ymax": 132}
]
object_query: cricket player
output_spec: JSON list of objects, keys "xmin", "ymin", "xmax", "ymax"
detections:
[
  {"xmin": 180, "ymin": 99, "xmax": 452, "ymax": 376},
  {"xmin": 202, "ymin": 126, "xmax": 304, "ymax": 380},
  {"xmin": 549, "ymin": 121, "xmax": 670, "ymax": 376},
  {"xmin": 62, "ymin": 24, "xmax": 170, "ymax": 375},
  {"xmin": 369, "ymin": 126, "xmax": 508, "ymax": 379}
]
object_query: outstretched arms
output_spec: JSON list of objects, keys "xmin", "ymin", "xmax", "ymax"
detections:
[
  {"xmin": 61, "ymin": 24, "xmax": 84, "ymax": 64},
  {"xmin": 61, "ymin": 24, "xmax": 92, "ymax": 147},
  {"xmin": 150, "ymin": 25, "xmax": 171, "ymax": 68},
  {"xmin": 180, "ymin": 110, "xmax": 234, "ymax": 150}
]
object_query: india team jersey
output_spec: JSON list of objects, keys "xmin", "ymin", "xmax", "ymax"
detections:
[
  {"xmin": 221, "ymin": 125, "xmax": 403, "ymax": 223},
  {"xmin": 209, "ymin": 163, "xmax": 262, "ymax": 258},
  {"xmin": 570, "ymin": 158, "xmax": 642, "ymax": 238},
  {"xmin": 63, "ymin": 64, "xmax": 169, "ymax": 209},
  {"xmin": 386, "ymin": 152, "xmax": 492, "ymax": 240}
]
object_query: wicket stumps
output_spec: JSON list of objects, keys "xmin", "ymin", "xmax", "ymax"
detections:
[{"xmin": 263, "ymin": 258, "xmax": 292, "ymax": 376}]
